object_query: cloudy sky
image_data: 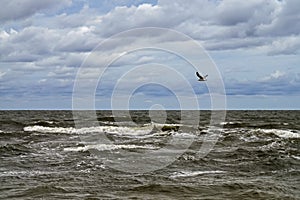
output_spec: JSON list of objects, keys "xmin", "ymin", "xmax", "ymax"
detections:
[{"xmin": 0, "ymin": 0, "xmax": 299, "ymax": 110}]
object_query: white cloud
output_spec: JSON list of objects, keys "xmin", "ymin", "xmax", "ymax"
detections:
[
  {"xmin": 96, "ymin": 4, "xmax": 163, "ymax": 36},
  {"xmin": 0, "ymin": 0, "xmax": 71, "ymax": 22},
  {"xmin": 1, "ymin": 0, "xmax": 299, "ymax": 66},
  {"xmin": 55, "ymin": 26, "xmax": 100, "ymax": 52},
  {"xmin": 262, "ymin": 70, "xmax": 286, "ymax": 81},
  {"xmin": 0, "ymin": 30, "xmax": 10, "ymax": 40},
  {"xmin": 266, "ymin": 36, "xmax": 300, "ymax": 55},
  {"xmin": 0, "ymin": 26, "xmax": 60, "ymax": 62},
  {"xmin": 88, "ymin": 0, "xmax": 300, "ymax": 54},
  {"xmin": 0, "ymin": 71, "xmax": 6, "ymax": 79},
  {"xmin": 227, "ymin": 71, "xmax": 300, "ymax": 96}
]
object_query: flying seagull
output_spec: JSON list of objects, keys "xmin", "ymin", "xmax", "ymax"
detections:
[{"xmin": 196, "ymin": 72, "xmax": 208, "ymax": 81}]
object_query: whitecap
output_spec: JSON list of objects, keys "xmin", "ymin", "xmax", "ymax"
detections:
[
  {"xmin": 23, "ymin": 125, "xmax": 153, "ymax": 136},
  {"xmin": 220, "ymin": 121, "xmax": 241, "ymax": 125},
  {"xmin": 170, "ymin": 170, "xmax": 225, "ymax": 178},
  {"xmin": 291, "ymin": 155, "xmax": 300, "ymax": 160},
  {"xmin": 63, "ymin": 144, "xmax": 156, "ymax": 152},
  {"xmin": 24, "ymin": 125, "xmax": 77, "ymax": 134},
  {"xmin": 256, "ymin": 129, "xmax": 300, "ymax": 139},
  {"xmin": 172, "ymin": 132, "xmax": 195, "ymax": 138}
]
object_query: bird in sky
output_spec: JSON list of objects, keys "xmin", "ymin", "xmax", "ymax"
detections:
[{"xmin": 196, "ymin": 72, "xmax": 208, "ymax": 81}]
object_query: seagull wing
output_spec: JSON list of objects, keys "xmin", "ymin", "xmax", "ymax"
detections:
[{"xmin": 196, "ymin": 72, "xmax": 203, "ymax": 79}]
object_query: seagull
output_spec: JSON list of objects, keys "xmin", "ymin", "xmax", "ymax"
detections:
[{"xmin": 196, "ymin": 72, "xmax": 208, "ymax": 81}]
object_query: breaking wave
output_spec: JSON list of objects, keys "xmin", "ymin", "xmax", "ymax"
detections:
[
  {"xmin": 23, "ymin": 125, "xmax": 154, "ymax": 135},
  {"xmin": 170, "ymin": 170, "xmax": 225, "ymax": 178},
  {"xmin": 253, "ymin": 129, "xmax": 300, "ymax": 139},
  {"xmin": 64, "ymin": 144, "xmax": 157, "ymax": 152}
]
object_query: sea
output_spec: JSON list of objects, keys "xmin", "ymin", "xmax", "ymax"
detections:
[{"xmin": 0, "ymin": 110, "xmax": 299, "ymax": 199}]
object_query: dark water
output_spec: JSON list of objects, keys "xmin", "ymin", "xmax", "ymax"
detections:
[{"xmin": 0, "ymin": 110, "xmax": 299, "ymax": 199}]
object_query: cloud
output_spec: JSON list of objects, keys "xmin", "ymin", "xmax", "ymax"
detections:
[
  {"xmin": 87, "ymin": 0, "xmax": 300, "ymax": 54},
  {"xmin": 39, "ymin": 5, "xmax": 101, "ymax": 29},
  {"xmin": 256, "ymin": 0, "xmax": 300, "ymax": 36},
  {"xmin": 0, "ymin": 71, "xmax": 6, "ymax": 79},
  {"xmin": 262, "ymin": 70, "xmax": 286, "ymax": 81},
  {"xmin": 0, "ymin": 0, "xmax": 71, "ymax": 22},
  {"xmin": 215, "ymin": 0, "xmax": 275, "ymax": 26},
  {"xmin": 55, "ymin": 26, "xmax": 100, "ymax": 52},
  {"xmin": 96, "ymin": 4, "xmax": 164, "ymax": 37},
  {"xmin": 264, "ymin": 36, "xmax": 300, "ymax": 55},
  {"xmin": 0, "ymin": 0, "xmax": 300, "ymax": 109},
  {"xmin": 204, "ymin": 37, "xmax": 269, "ymax": 51},
  {"xmin": 226, "ymin": 70, "xmax": 300, "ymax": 96},
  {"xmin": 1, "ymin": 0, "xmax": 299, "ymax": 66},
  {"xmin": 0, "ymin": 27, "xmax": 60, "ymax": 62}
]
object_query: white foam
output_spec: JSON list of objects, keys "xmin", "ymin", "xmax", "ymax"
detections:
[
  {"xmin": 64, "ymin": 144, "xmax": 156, "ymax": 152},
  {"xmin": 173, "ymin": 132, "xmax": 195, "ymax": 138},
  {"xmin": 23, "ymin": 123, "xmax": 189, "ymax": 137},
  {"xmin": 35, "ymin": 120, "xmax": 55, "ymax": 124},
  {"xmin": 23, "ymin": 125, "xmax": 153, "ymax": 135},
  {"xmin": 256, "ymin": 129, "xmax": 300, "ymax": 139},
  {"xmin": 220, "ymin": 121, "xmax": 240, "ymax": 125},
  {"xmin": 102, "ymin": 126, "xmax": 152, "ymax": 136},
  {"xmin": 170, "ymin": 170, "xmax": 225, "ymax": 178},
  {"xmin": 292, "ymin": 155, "xmax": 300, "ymax": 160},
  {"xmin": 24, "ymin": 126, "xmax": 77, "ymax": 134},
  {"xmin": 143, "ymin": 122, "xmax": 184, "ymax": 129}
]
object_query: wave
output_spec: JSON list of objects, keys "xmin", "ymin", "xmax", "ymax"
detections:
[
  {"xmin": 29, "ymin": 120, "xmax": 60, "ymax": 127},
  {"xmin": 253, "ymin": 129, "xmax": 300, "ymax": 139},
  {"xmin": 170, "ymin": 170, "xmax": 225, "ymax": 178},
  {"xmin": 24, "ymin": 125, "xmax": 78, "ymax": 134},
  {"xmin": 292, "ymin": 155, "xmax": 300, "ymax": 160},
  {"xmin": 0, "ymin": 170, "xmax": 59, "ymax": 177},
  {"xmin": 64, "ymin": 144, "xmax": 156, "ymax": 152},
  {"xmin": 0, "ymin": 143, "xmax": 33, "ymax": 155},
  {"xmin": 23, "ymin": 125, "xmax": 155, "ymax": 136},
  {"xmin": 23, "ymin": 123, "xmax": 187, "ymax": 136},
  {"xmin": 220, "ymin": 121, "xmax": 244, "ymax": 126},
  {"xmin": 19, "ymin": 185, "xmax": 67, "ymax": 197},
  {"xmin": 220, "ymin": 121, "xmax": 296, "ymax": 130}
]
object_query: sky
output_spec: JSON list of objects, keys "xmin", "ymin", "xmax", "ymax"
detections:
[{"xmin": 0, "ymin": 0, "xmax": 300, "ymax": 110}]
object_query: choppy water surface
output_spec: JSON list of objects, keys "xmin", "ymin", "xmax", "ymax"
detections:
[{"xmin": 0, "ymin": 110, "xmax": 299, "ymax": 199}]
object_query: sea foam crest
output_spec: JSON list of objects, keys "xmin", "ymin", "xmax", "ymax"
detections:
[
  {"xmin": 23, "ymin": 125, "xmax": 153, "ymax": 135},
  {"xmin": 257, "ymin": 129, "xmax": 300, "ymax": 139},
  {"xmin": 170, "ymin": 170, "xmax": 225, "ymax": 178},
  {"xmin": 64, "ymin": 144, "xmax": 156, "ymax": 152},
  {"xmin": 24, "ymin": 126, "xmax": 77, "ymax": 134}
]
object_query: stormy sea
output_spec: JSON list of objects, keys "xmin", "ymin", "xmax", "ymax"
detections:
[{"xmin": 0, "ymin": 110, "xmax": 299, "ymax": 199}]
